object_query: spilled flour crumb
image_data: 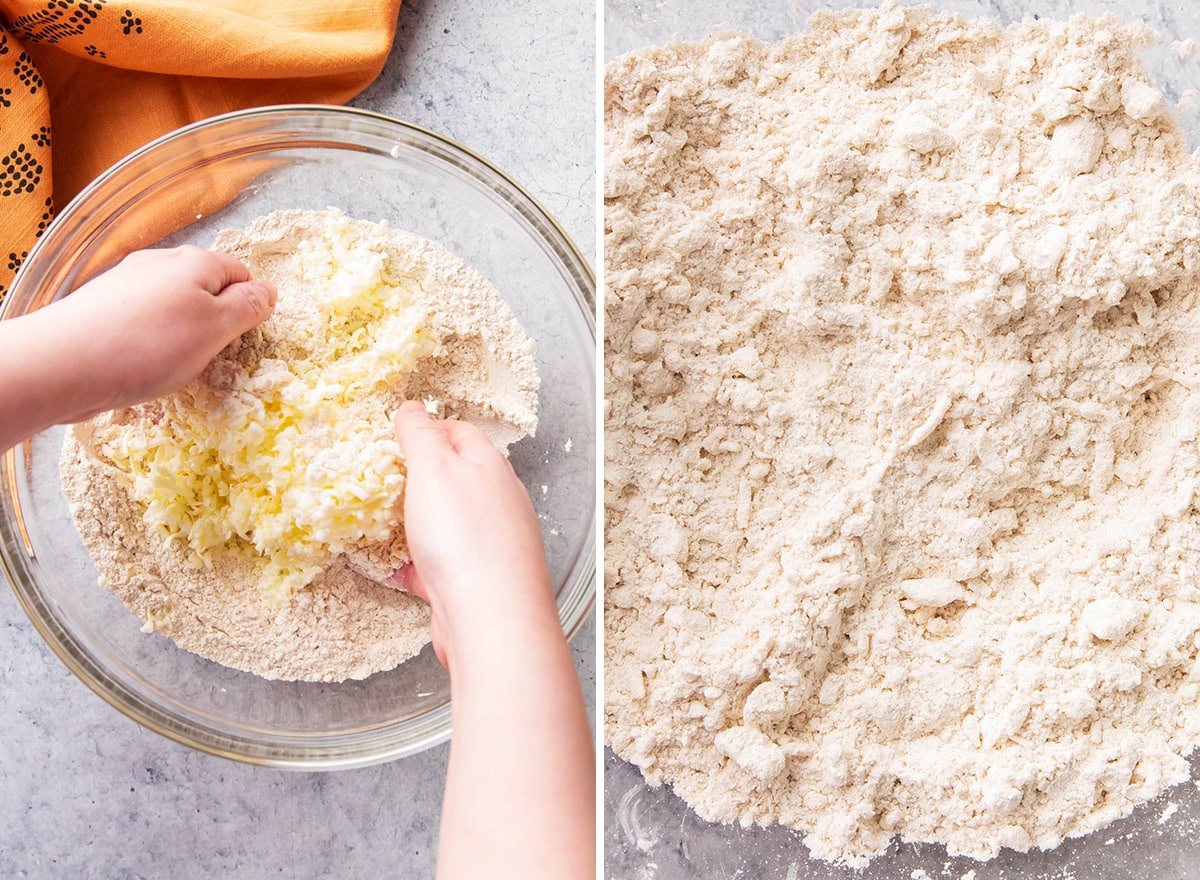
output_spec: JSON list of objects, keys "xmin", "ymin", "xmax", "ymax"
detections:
[
  {"xmin": 606, "ymin": 3, "xmax": 1200, "ymax": 867},
  {"xmin": 62, "ymin": 209, "xmax": 538, "ymax": 681}
]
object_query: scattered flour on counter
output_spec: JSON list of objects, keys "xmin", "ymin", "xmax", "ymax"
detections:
[
  {"xmin": 606, "ymin": 3, "xmax": 1200, "ymax": 867},
  {"xmin": 62, "ymin": 209, "xmax": 538, "ymax": 681}
]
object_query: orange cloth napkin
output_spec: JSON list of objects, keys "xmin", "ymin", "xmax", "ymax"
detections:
[{"xmin": 0, "ymin": 0, "xmax": 402, "ymax": 302}]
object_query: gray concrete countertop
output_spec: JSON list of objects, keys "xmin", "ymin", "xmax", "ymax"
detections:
[{"xmin": 0, "ymin": 2, "xmax": 595, "ymax": 878}]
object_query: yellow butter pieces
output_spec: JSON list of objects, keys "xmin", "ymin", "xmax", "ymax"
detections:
[{"xmin": 103, "ymin": 216, "xmax": 438, "ymax": 603}]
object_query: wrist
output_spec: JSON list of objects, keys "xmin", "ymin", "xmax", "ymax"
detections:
[
  {"xmin": 439, "ymin": 597, "xmax": 567, "ymax": 676},
  {"xmin": 433, "ymin": 575, "xmax": 561, "ymax": 658},
  {"xmin": 6, "ymin": 306, "xmax": 119, "ymax": 425},
  {"xmin": 440, "ymin": 582, "xmax": 559, "ymax": 632},
  {"xmin": 0, "ymin": 317, "xmax": 83, "ymax": 440},
  {"xmin": 434, "ymin": 563, "xmax": 557, "ymax": 622}
]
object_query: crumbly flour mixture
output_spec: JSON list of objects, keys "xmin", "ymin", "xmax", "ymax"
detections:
[
  {"xmin": 62, "ymin": 209, "xmax": 538, "ymax": 681},
  {"xmin": 606, "ymin": 4, "xmax": 1200, "ymax": 866}
]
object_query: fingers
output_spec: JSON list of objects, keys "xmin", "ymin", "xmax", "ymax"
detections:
[
  {"xmin": 204, "ymin": 249, "xmax": 253, "ymax": 291},
  {"xmin": 154, "ymin": 245, "xmax": 250, "ymax": 293},
  {"xmin": 215, "ymin": 279, "xmax": 277, "ymax": 337},
  {"xmin": 394, "ymin": 402, "xmax": 505, "ymax": 467},
  {"xmin": 394, "ymin": 401, "xmax": 505, "ymax": 468},
  {"xmin": 124, "ymin": 246, "xmax": 260, "ymax": 299},
  {"xmin": 394, "ymin": 400, "xmax": 453, "ymax": 462},
  {"xmin": 443, "ymin": 419, "xmax": 505, "ymax": 464}
]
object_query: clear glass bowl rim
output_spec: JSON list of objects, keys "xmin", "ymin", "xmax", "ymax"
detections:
[{"xmin": 0, "ymin": 104, "xmax": 597, "ymax": 770}]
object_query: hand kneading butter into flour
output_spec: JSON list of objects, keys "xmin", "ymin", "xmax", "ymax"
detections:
[
  {"xmin": 61, "ymin": 209, "xmax": 538, "ymax": 682},
  {"xmin": 606, "ymin": 3, "xmax": 1200, "ymax": 868}
]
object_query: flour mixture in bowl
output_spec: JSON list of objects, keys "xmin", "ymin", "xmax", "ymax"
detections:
[
  {"xmin": 61, "ymin": 209, "xmax": 538, "ymax": 682},
  {"xmin": 607, "ymin": 4, "xmax": 1200, "ymax": 868}
]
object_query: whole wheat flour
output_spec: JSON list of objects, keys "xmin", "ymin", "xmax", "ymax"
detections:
[
  {"xmin": 605, "ymin": 4, "xmax": 1200, "ymax": 866},
  {"xmin": 61, "ymin": 209, "xmax": 538, "ymax": 682}
]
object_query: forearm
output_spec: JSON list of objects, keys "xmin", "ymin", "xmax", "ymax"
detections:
[
  {"xmin": 437, "ymin": 601, "xmax": 595, "ymax": 879},
  {"xmin": 0, "ymin": 313, "xmax": 103, "ymax": 453}
]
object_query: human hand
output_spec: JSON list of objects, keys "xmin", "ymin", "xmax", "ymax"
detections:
[
  {"xmin": 395, "ymin": 400, "xmax": 593, "ymax": 877},
  {"xmin": 44, "ymin": 245, "xmax": 276, "ymax": 422},
  {"xmin": 392, "ymin": 400, "xmax": 556, "ymax": 668}
]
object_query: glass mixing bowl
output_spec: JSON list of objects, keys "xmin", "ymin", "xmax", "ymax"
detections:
[
  {"xmin": 605, "ymin": 0, "xmax": 1200, "ymax": 877},
  {"xmin": 0, "ymin": 106, "xmax": 595, "ymax": 769}
]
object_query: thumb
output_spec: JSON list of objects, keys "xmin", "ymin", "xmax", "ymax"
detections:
[
  {"xmin": 394, "ymin": 400, "xmax": 452, "ymax": 462},
  {"xmin": 215, "ymin": 279, "xmax": 276, "ymax": 336}
]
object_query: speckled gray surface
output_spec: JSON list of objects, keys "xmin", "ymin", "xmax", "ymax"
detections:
[
  {"xmin": 0, "ymin": 2, "xmax": 595, "ymax": 878},
  {"xmin": 604, "ymin": 1, "xmax": 1200, "ymax": 879}
]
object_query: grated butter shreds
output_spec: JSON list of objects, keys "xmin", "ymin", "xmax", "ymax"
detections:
[
  {"xmin": 102, "ymin": 213, "xmax": 439, "ymax": 603},
  {"xmin": 61, "ymin": 209, "xmax": 540, "ymax": 681}
]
